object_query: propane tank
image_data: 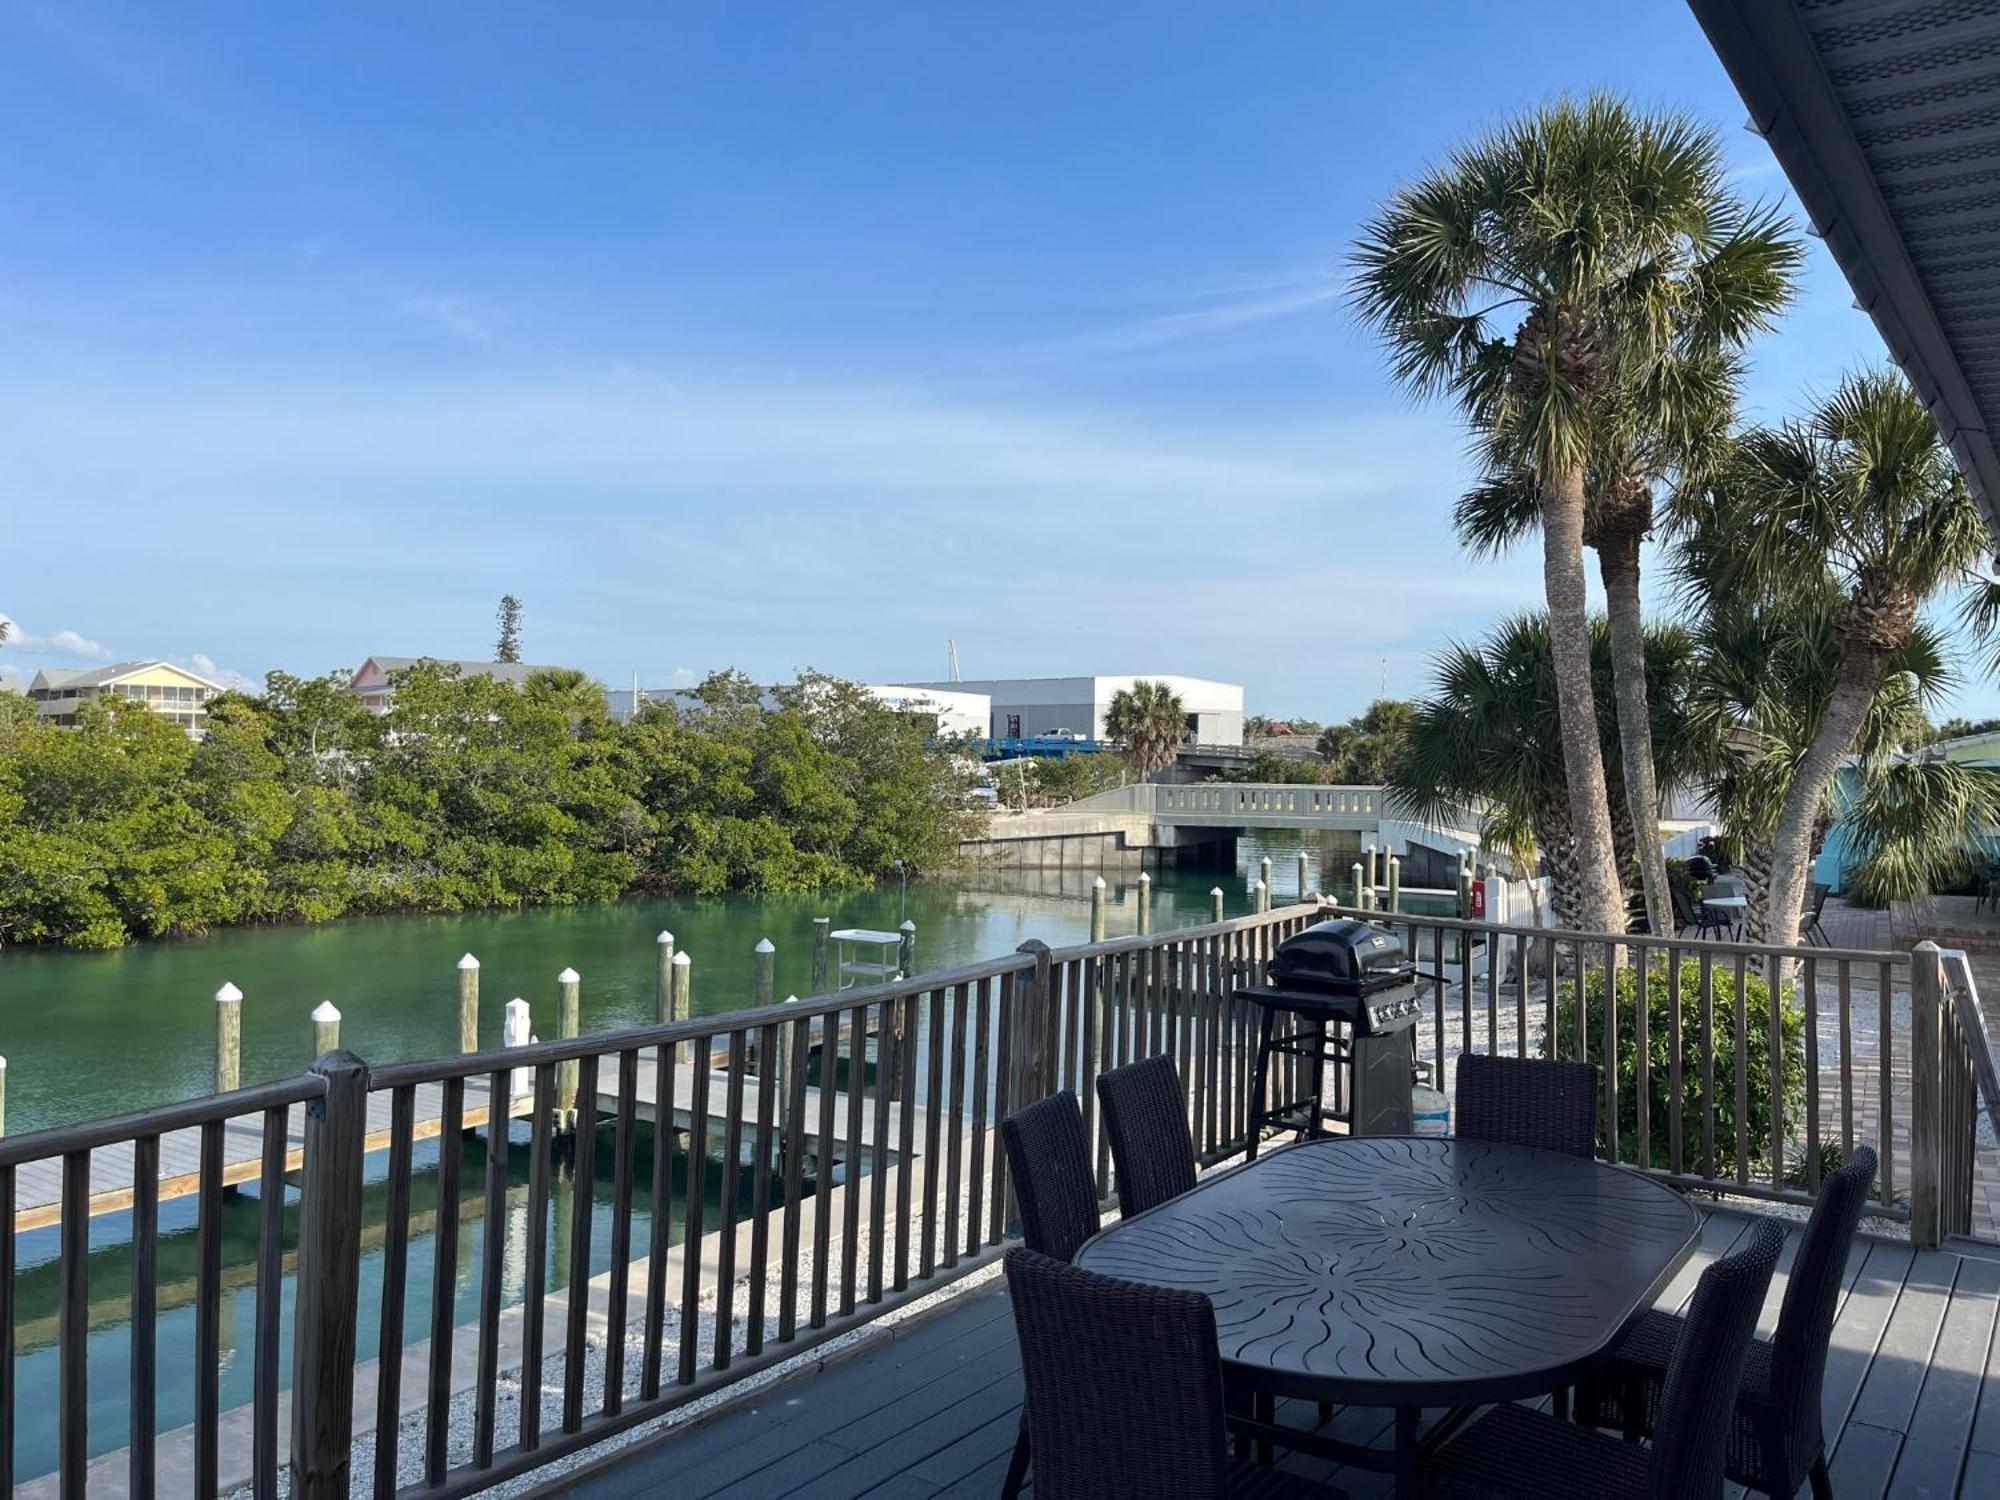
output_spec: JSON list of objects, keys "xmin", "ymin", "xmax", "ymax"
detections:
[{"xmin": 1411, "ymin": 1061, "xmax": 1449, "ymax": 1138}]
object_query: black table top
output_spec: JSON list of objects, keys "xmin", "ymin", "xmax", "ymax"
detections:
[{"xmin": 1073, "ymin": 1135, "xmax": 1700, "ymax": 1406}]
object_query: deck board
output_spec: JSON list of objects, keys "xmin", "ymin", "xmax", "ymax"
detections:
[{"xmin": 548, "ymin": 1212, "xmax": 2000, "ymax": 1500}]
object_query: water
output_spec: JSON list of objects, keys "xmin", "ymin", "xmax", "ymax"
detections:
[{"xmin": 0, "ymin": 830, "xmax": 1373, "ymax": 1479}]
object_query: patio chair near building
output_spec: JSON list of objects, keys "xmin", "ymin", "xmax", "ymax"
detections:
[
  {"xmin": 1424, "ymin": 1220, "xmax": 1783, "ymax": 1498},
  {"xmin": 1800, "ymin": 882, "xmax": 1831, "ymax": 946},
  {"xmin": 1096, "ymin": 1055, "xmax": 1198, "ymax": 1218},
  {"xmin": 1672, "ymin": 882, "xmax": 1737, "ymax": 940},
  {"xmin": 1578, "ymin": 1147, "xmax": 1878, "ymax": 1499},
  {"xmin": 1005, "ymin": 1249, "xmax": 1341, "ymax": 1500}
]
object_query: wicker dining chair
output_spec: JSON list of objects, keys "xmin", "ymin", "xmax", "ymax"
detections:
[
  {"xmin": 1578, "ymin": 1147, "xmax": 1878, "ymax": 1499},
  {"xmin": 1097, "ymin": 1055, "xmax": 1199, "ymax": 1218},
  {"xmin": 1453, "ymin": 1054, "xmax": 1598, "ymax": 1158},
  {"xmin": 1423, "ymin": 1219, "xmax": 1784, "ymax": 1498},
  {"xmin": 998, "ymin": 1091, "xmax": 1102, "ymax": 1499},
  {"xmin": 1005, "ymin": 1249, "xmax": 1341, "ymax": 1500}
]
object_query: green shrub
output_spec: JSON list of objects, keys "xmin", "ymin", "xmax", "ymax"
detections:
[{"xmin": 1544, "ymin": 958, "xmax": 1806, "ymax": 1179}]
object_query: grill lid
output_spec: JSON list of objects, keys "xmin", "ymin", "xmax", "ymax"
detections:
[{"xmin": 1268, "ymin": 918, "xmax": 1409, "ymax": 993}]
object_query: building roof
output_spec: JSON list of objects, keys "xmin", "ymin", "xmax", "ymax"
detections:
[
  {"xmin": 1690, "ymin": 0, "xmax": 2000, "ymax": 529},
  {"xmin": 27, "ymin": 660, "xmax": 224, "ymax": 693},
  {"xmin": 349, "ymin": 656, "xmax": 567, "ymax": 690}
]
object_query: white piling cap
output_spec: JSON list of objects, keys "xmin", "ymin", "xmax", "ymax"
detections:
[
  {"xmin": 506, "ymin": 996, "xmax": 530, "ymax": 1013},
  {"xmin": 1210, "ymin": 886, "xmax": 1224, "ymax": 896},
  {"xmin": 1138, "ymin": 871, "xmax": 1151, "ymax": 883},
  {"xmin": 672, "ymin": 950, "xmax": 691, "ymax": 967},
  {"xmin": 311, "ymin": 1001, "xmax": 341, "ymax": 1023},
  {"xmin": 755, "ymin": 938, "xmax": 775, "ymax": 954},
  {"xmin": 1092, "ymin": 876, "xmax": 1107, "ymax": 889},
  {"xmin": 657, "ymin": 930, "xmax": 674, "ymax": 945},
  {"xmin": 900, "ymin": 918, "xmax": 916, "ymax": 931},
  {"xmin": 785, "ymin": 994, "xmax": 799, "ymax": 1003},
  {"xmin": 558, "ymin": 967, "xmax": 580, "ymax": 983},
  {"xmin": 216, "ymin": 981, "xmax": 243, "ymax": 1003},
  {"xmin": 458, "ymin": 953, "xmax": 480, "ymax": 971},
  {"xmin": 1253, "ymin": 879, "xmax": 1265, "ymax": 891}
]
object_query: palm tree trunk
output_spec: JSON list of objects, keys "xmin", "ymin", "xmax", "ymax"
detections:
[
  {"xmin": 1541, "ymin": 465, "xmax": 1627, "ymax": 933},
  {"xmin": 1763, "ymin": 648, "xmax": 1889, "ymax": 950},
  {"xmin": 1599, "ymin": 531, "xmax": 1672, "ymax": 937},
  {"xmin": 1535, "ymin": 797, "xmax": 1581, "ymax": 928},
  {"xmin": 1737, "ymin": 834, "xmax": 1774, "ymax": 943}
]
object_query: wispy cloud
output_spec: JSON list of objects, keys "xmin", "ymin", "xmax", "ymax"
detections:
[
  {"xmin": 187, "ymin": 651, "xmax": 253, "ymax": 689},
  {"xmin": 398, "ymin": 293, "xmax": 498, "ymax": 345},
  {"xmin": 0, "ymin": 613, "xmax": 112, "ymax": 661}
]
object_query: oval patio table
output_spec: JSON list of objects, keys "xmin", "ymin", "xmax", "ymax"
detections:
[{"xmin": 1072, "ymin": 1135, "xmax": 1700, "ymax": 1498}]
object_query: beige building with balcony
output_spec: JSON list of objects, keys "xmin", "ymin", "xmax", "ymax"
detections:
[{"xmin": 26, "ymin": 660, "xmax": 225, "ymax": 735}]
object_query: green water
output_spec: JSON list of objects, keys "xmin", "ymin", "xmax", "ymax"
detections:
[
  {"xmin": 2, "ymin": 832, "xmax": 1377, "ymax": 1479},
  {"xmin": 0, "ymin": 832, "xmax": 1374, "ymax": 1136}
]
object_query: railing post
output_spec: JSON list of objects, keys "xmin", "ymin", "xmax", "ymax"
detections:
[
  {"xmin": 290, "ymin": 1050, "xmax": 369, "ymax": 1497},
  {"xmin": 1011, "ymin": 939, "xmax": 1057, "ymax": 1108},
  {"xmin": 1911, "ymin": 941, "xmax": 1944, "ymax": 1249}
]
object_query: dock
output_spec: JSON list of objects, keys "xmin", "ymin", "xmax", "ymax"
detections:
[{"xmin": 12, "ymin": 1007, "xmax": 907, "ymax": 1233}]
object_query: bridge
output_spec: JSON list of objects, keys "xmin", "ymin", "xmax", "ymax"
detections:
[{"xmin": 961, "ymin": 781, "xmax": 1485, "ymax": 874}]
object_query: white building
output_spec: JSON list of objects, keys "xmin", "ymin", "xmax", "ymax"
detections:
[
  {"xmin": 901, "ymin": 674, "xmax": 1244, "ymax": 745},
  {"xmin": 863, "ymin": 685, "xmax": 990, "ymax": 739}
]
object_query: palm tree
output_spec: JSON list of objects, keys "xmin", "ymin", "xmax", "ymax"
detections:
[
  {"xmin": 1354, "ymin": 94, "xmax": 1795, "ymax": 935},
  {"xmin": 1390, "ymin": 613, "xmax": 1701, "ymax": 928},
  {"xmin": 1104, "ymin": 680, "xmax": 1186, "ymax": 782},
  {"xmin": 1687, "ymin": 370, "xmax": 1986, "ymax": 948},
  {"xmin": 1838, "ymin": 754, "xmax": 2000, "ymax": 907},
  {"xmin": 1315, "ymin": 722, "xmax": 1364, "ymax": 779}
]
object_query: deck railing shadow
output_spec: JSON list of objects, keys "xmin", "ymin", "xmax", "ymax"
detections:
[{"xmin": 4, "ymin": 896, "xmax": 1994, "ymax": 1497}]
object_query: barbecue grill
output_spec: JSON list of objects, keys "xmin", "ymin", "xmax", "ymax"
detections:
[{"xmin": 1238, "ymin": 917, "xmax": 1423, "ymax": 1148}]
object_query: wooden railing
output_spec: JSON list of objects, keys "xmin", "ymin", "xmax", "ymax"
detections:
[
  {"xmin": 11, "ymin": 896, "xmax": 1991, "ymax": 1496},
  {"xmin": 1327, "ymin": 905, "xmax": 2000, "ymax": 1246},
  {"xmin": 1, "ymin": 904, "xmax": 1312, "ymax": 1498}
]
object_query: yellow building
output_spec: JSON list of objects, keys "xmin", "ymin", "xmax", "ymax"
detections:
[{"xmin": 26, "ymin": 660, "xmax": 226, "ymax": 735}]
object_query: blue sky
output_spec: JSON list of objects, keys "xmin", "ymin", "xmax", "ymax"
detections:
[{"xmin": 2, "ymin": 1, "xmax": 1981, "ymax": 719}]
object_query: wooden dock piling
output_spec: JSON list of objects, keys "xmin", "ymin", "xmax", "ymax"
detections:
[
  {"xmin": 811, "ymin": 918, "xmax": 830, "ymax": 994},
  {"xmin": 1210, "ymin": 887, "xmax": 1224, "ymax": 923},
  {"xmin": 1388, "ymin": 854, "xmax": 1402, "ymax": 913},
  {"xmin": 556, "ymin": 968, "xmax": 581, "ymax": 1120},
  {"xmin": 754, "ymin": 940, "xmax": 776, "ymax": 1008},
  {"xmin": 311, "ymin": 1001, "xmax": 341, "ymax": 1057},
  {"xmin": 898, "ymin": 920, "xmax": 916, "ymax": 979},
  {"xmin": 457, "ymin": 954, "xmax": 480, "ymax": 1053},
  {"xmin": 671, "ymin": 950, "xmax": 692, "ymax": 1022},
  {"xmin": 215, "ymin": 983, "xmax": 243, "ymax": 1094},
  {"xmin": 1090, "ymin": 877, "xmax": 1107, "ymax": 943},
  {"xmin": 1297, "ymin": 849, "xmax": 1311, "ymax": 901},
  {"xmin": 655, "ymin": 931, "xmax": 675, "ymax": 1023},
  {"xmin": 1137, "ymin": 871, "xmax": 1151, "ymax": 935},
  {"xmin": 1254, "ymin": 878, "xmax": 1269, "ymax": 914}
]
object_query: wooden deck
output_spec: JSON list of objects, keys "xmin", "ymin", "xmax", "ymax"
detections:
[{"xmin": 549, "ymin": 1211, "xmax": 2000, "ymax": 1500}]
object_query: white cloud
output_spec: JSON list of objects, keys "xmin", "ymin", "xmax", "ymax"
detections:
[
  {"xmin": 0, "ymin": 613, "xmax": 112, "ymax": 660},
  {"xmin": 187, "ymin": 652, "xmax": 253, "ymax": 689},
  {"xmin": 398, "ymin": 294, "xmax": 497, "ymax": 344}
]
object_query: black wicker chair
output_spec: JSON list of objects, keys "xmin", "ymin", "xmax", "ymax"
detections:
[
  {"xmin": 1005, "ymin": 1249, "xmax": 1340, "ymax": 1500},
  {"xmin": 1800, "ymin": 882, "xmax": 1832, "ymax": 947},
  {"xmin": 1424, "ymin": 1219, "xmax": 1784, "ymax": 1499},
  {"xmin": 1097, "ymin": 1055, "xmax": 1199, "ymax": 1218},
  {"xmin": 998, "ymin": 1091, "xmax": 1102, "ymax": 1499},
  {"xmin": 1453, "ymin": 1054, "xmax": 1598, "ymax": 1158},
  {"xmin": 1579, "ymin": 1147, "xmax": 1878, "ymax": 1499}
]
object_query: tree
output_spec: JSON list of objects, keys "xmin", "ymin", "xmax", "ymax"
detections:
[
  {"xmin": 494, "ymin": 595, "xmax": 523, "ymax": 663},
  {"xmin": 1354, "ymin": 95, "xmax": 1794, "ymax": 934},
  {"xmin": 1389, "ymin": 614, "xmax": 1702, "ymax": 927},
  {"xmin": 1104, "ymin": 680, "xmax": 1186, "ymax": 781},
  {"xmin": 1693, "ymin": 371, "xmax": 1987, "ymax": 949}
]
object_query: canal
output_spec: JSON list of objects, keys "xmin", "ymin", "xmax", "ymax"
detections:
[{"xmin": 1, "ymin": 831, "xmax": 1373, "ymax": 1480}]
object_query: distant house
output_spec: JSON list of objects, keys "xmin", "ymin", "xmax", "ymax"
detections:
[
  {"xmin": 900, "ymin": 673, "xmax": 1245, "ymax": 745},
  {"xmin": 346, "ymin": 656, "xmax": 568, "ymax": 715},
  {"xmin": 1814, "ymin": 730, "xmax": 2000, "ymax": 892},
  {"xmin": 26, "ymin": 660, "xmax": 226, "ymax": 736}
]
